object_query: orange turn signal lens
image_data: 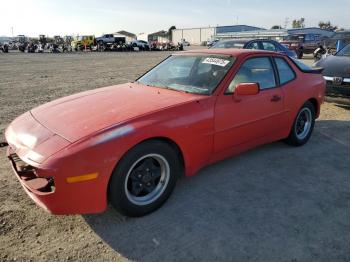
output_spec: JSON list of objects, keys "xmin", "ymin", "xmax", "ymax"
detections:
[{"xmin": 66, "ymin": 173, "xmax": 99, "ymax": 183}]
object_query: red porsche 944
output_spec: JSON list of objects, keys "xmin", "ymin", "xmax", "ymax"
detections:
[{"xmin": 5, "ymin": 49, "xmax": 325, "ymax": 217}]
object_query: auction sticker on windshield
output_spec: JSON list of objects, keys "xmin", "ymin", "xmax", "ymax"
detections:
[{"xmin": 202, "ymin": 57, "xmax": 230, "ymax": 67}]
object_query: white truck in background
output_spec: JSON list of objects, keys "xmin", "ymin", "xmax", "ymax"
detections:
[{"xmin": 96, "ymin": 34, "xmax": 126, "ymax": 45}]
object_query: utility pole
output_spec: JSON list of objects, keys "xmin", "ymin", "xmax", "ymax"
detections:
[
  {"xmin": 284, "ymin": 17, "xmax": 289, "ymax": 29},
  {"xmin": 233, "ymin": 15, "xmax": 239, "ymax": 25},
  {"xmin": 11, "ymin": 27, "xmax": 14, "ymax": 37}
]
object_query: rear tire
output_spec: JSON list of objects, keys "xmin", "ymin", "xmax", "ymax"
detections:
[
  {"xmin": 108, "ymin": 140, "xmax": 180, "ymax": 217},
  {"xmin": 285, "ymin": 101, "xmax": 315, "ymax": 146}
]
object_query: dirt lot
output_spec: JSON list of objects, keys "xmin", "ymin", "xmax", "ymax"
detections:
[{"xmin": 1, "ymin": 51, "xmax": 350, "ymax": 262}]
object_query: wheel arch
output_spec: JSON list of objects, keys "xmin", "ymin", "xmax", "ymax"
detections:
[
  {"xmin": 109, "ymin": 136, "xmax": 185, "ymax": 181},
  {"xmin": 106, "ymin": 136, "xmax": 186, "ymax": 203},
  {"xmin": 137, "ymin": 137, "xmax": 185, "ymax": 174},
  {"xmin": 307, "ymin": 97, "xmax": 320, "ymax": 118}
]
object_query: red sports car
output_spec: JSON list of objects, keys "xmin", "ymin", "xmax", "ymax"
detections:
[{"xmin": 5, "ymin": 49, "xmax": 325, "ymax": 217}]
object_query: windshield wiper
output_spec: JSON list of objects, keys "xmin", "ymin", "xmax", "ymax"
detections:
[
  {"xmin": 163, "ymin": 86, "xmax": 190, "ymax": 93},
  {"xmin": 171, "ymin": 85, "xmax": 208, "ymax": 94},
  {"xmin": 139, "ymin": 82, "xmax": 206, "ymax": 95}
]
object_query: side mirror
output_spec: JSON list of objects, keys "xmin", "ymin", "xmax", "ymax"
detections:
[{"xmin": 234, "ymin": 83, "xmax": 260, "ymax": 97}]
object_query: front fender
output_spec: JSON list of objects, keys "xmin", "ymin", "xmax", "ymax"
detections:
[{"xmin": 44, "ymin": 97, "xmax": 215, "ymax": 213}]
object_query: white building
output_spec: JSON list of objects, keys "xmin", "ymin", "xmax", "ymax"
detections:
[
  {"xmin": 114, "ymin": 30, "xmax": 137, "ymax": 43},
  {"xmin": 172, "ymin": 25, "xmax": 337, "ymax": 45},
  {"xmin": 172, "ymin": 27, "xmax": 216, "ymax": 45},
  {"xmin": 137, "ymin": 33, "xmax": 149, "ymax": 42},
  {"xmin": 172, "ymin": 25, "xmax": 263, "ymax": 45}
]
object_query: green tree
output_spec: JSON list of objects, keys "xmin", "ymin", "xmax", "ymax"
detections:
[
  {"xmin": 318, "ymin": 21, "xmax": 338, "ymax": 31},
  {"xmin": 292, "ymin": 18, "xmax": 305, "ymax": 28}
]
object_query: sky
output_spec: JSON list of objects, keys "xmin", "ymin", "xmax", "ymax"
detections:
[{"xmin": 0, "ymin": 0, "xmax": 349, "ymax": 37}]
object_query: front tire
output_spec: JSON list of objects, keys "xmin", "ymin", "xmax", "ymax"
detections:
[
  {"xmin": 108, "ymin": 141, "xmax": 180, "ymax": 217},
  {"xmin": 285, "ymin": 101, "xmax": 315, "ymax": 146}
]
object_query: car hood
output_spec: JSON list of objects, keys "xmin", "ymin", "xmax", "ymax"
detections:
[
  {"xmin": 318, "ymin": 55, "xmax": 350, "ymax": 77},
  {"xmin": 5, "ymin": 112, "xmax": 70, "ymax": 164},
  {"xmin": 31, "ymin": 83, "xmax": 203, "ymax": 142}
]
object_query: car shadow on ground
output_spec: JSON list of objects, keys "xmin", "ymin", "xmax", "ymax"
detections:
[{"xmin": 84, "ymin": 120, "xmax": 350, "ymax": 262}]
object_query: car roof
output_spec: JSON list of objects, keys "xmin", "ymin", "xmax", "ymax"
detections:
[
  {"xmin": 217, "ymin": 39, "xmax": 253, "ymax": 43},
  {"xmin": 255, "ymin": 39, "xmax": 279, "ymax": 42},
  {"xmin": 181, "ymin": 48, "xmax": 281, "ymax": 57}
]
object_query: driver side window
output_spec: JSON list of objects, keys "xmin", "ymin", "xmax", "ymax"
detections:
[{"xmin": 227, "ymin": 57, "xmax": 276, "ymax": 93}]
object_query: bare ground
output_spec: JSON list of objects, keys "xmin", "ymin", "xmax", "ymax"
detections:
[{"xmin": 1, "ymin": 52, "xmax": 350, "ymax": 262}]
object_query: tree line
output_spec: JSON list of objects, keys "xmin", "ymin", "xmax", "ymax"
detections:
[{"xmin": 271, "ymin": 18, "xmax": 343, "ymax": 31}]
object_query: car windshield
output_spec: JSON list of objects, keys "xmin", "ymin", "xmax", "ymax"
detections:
[
  {"xmin": 137, "ymin": 55, "xmax": 235, "ymax": 95},
  {"xmin": 212, "ymin": 41, "xmax": 246, "ymax": 49},
  {"xmin": 337, "ymin": 44, "xmax": 350, "ymax": 56}
]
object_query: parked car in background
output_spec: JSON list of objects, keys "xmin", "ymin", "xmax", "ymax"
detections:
[
  {"xmin": 212, "ymin": 39, "xmax": 298, "ymax": 59},
  {"xmin": 150, "ymin": 41, "xmax": 183, "ymax": 51},
  {"xmin": 96, "ymin": 34, "xmax": 114, "ymax": 45},
  {"xmin": 131, "ymin": 40, "xmax": 150, "ymax": 50},
  {"xmin": 322, "ymin": 31, "xmax": 350, "ymax": 53},
  {"xmin": 207, "ymin": 39, "xmax": 219, "ymax": 47},
  {"xmin": 314, "ymin": 43, "xmax": 350, "ymax": 98},
  {"xmin": 281, "ymin": 34, "xmax": 323, "ymax": 59},
  {"xmin": 5, "ymin": 49, "xmax": 325, "ymax": 217},
  {"xmin": 94, "ymin": 34, "xmax": 127, "ymax": 51}
]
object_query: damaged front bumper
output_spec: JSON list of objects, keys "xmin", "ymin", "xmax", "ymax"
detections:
[
  {"xmin": 5, "ymin": 144, "xmax": 109, "ymax": 215},
  {"xmin": 7, "ymin": 146, "xmax": 57, "ymax": 213}
]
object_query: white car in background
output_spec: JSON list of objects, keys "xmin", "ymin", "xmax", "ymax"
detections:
[{"xmin": 131, "ymin": 40, "xmax": 150, "ymax": 50}]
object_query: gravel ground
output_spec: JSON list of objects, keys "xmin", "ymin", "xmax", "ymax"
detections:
[{"xmin": 1, "ymin": 51, "xmax": 350, "ymax": 262}]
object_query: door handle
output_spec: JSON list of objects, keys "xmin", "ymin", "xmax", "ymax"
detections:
[{"xmin": 271, "ymin": 95, "xmax": 282, "ymax": 102}]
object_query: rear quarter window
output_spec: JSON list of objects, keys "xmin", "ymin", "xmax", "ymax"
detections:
[{"xmin": 274, "ymin": 57, "xmax": 296, "ymax": 85}]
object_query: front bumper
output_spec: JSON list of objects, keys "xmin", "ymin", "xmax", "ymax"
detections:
[
  {"xmin": 6, "ymin": 146, "xmax": 109, "ymax": 215},
  {"xmin": 324, "ymin": 76, "xmax": 350, "ymax": 98},
  {"xmin": 7, "ymin": 147, "xmax": 57, "ymax": 213}
]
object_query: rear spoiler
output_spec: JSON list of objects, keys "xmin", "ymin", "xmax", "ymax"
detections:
[
  {"xmin": 301, "ymin": 67, "xmax": 324, "ymax": 74},
  {"xmin": 287, "ymin": 57, "xmax": 324, "ymax": 74}
]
